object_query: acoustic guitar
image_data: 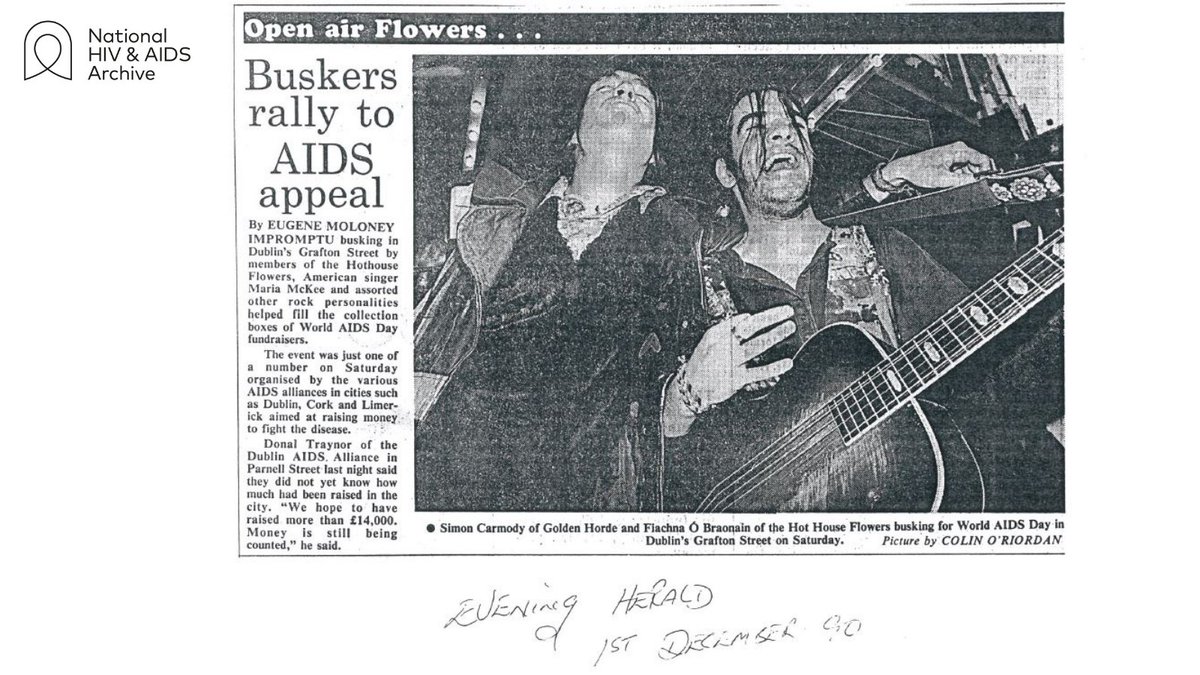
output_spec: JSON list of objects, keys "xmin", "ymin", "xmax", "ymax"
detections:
[{"xmin": 662, "ymin": 228, "xmax": 1064, "ymax": 513}]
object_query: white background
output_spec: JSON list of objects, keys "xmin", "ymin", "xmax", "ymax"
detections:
[{"xmin": 3, "ymin": 1, "xmax": 1196, "ymax": 673}]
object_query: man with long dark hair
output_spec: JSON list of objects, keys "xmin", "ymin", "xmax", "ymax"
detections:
[
  {"xmin": 661, "ymin": 86, "xmax": 1062, "ymax": 512},
  {"xmin": 664, "ymin": 87, "xmax": 994, "ymax": 437}
]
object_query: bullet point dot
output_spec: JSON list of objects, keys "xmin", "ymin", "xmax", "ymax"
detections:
[{"xmin": 426, "ymin": 524, "xmax": 435, "ymax": 533}]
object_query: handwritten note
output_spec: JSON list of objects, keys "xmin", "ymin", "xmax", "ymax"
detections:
[
  {"xmin": 443, "ymin": 587, "xmax": 578, "ymax": 650},
  {"xmin": 441, "ymin": 578, "xmax": 863, "ymax": 667}
]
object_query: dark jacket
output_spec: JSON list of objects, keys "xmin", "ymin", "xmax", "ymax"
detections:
[
  {"xmin": 702, "ymin": 223, "xmax": 971, "ymax": 345},
  {"xmin": 415, "ymin": 169, "xmax": 1062, "ymax": 512},
  {"xmin": 682, "ymin": 179, "xmax": 1063, "ymax": 512},
  {"xmin": 416, "ymin": 185, "xmax": 714, "ymax": 512}
]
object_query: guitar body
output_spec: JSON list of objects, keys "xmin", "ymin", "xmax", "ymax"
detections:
[{"xmin": 663, "ymin": 323, "xmax": 983, "ymax": 513}]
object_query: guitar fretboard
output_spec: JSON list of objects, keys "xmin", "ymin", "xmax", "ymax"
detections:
[{"xmin": 828, "ymin": 229, "xmax": 1064, "ymax": 443}]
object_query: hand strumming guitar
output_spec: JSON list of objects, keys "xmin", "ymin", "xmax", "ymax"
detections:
[{"xmin": 663, "ymin": 305, "xmax": 796, "ymax": 438}]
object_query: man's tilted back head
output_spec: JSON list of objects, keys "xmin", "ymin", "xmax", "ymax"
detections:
[{"xmin": 571, "ymin": 70, "xmax": 660, "ymax": 174}]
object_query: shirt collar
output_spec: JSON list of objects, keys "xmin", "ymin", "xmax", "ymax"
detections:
[{"xmin": 541, "ymin": 176, "xmax": 666, "ymax": 216}]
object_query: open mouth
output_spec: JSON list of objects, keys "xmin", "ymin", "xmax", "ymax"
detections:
[
  {"xmin": 765, "ymin": 152, "xmax": 799, "ymax": 172},
  {"xmin": 604, "ymin": 98, "xmax": 640, "ymax": 114}
]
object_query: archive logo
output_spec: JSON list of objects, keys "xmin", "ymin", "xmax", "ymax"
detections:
[{"xmin": 25, "ymin": 20, "xmax": 73, "ymax": 80}]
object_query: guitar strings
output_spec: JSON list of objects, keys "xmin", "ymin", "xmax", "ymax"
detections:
[
  {"xmin": 835, "ymin": 229, "xmax": 1063, "ymax": 437},
  {"xmin": 704, "ymin": 415, "xmax": 842, "ymax": 511},
  {"xmin": 713, "ymin": 244, "xmax": 1063, "ymax": 511},
  {"xmin": 840, "ymin": 228, "xmax": 1063, "ymax": 436},
  {"xmin": 699, "ymin": 232, "xmax": 1063, "ymax": 512},
  {"xmin": 705, "ymin": 264, "xmax": 1055, "ymax": 512},
  {"xmin": 707, "ymin": 248, "xmax": 1064, "ymax": 512},
  {"xmin": 698, "ymin": 406, "xmax": 841, "ymax": 511}
]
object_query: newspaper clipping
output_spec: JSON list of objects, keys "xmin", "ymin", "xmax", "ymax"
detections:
[{"xmin": 235, "ymin": 7, "xmax": 1065, "ymax": 556}]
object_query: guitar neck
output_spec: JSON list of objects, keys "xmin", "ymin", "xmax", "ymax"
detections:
[{"xmin": 828, "ymin": 229, "xmax": 1064, "ymax": 443}]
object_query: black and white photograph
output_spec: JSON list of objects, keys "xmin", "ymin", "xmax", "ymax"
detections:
[
  {"xmin": 10, "ymin": 0, "xmax": 1200, "ymax": 672},
  {"xmin": 412, "ymin": 53, "xmax": 1065, "ymax": 514}
]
